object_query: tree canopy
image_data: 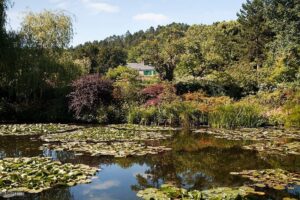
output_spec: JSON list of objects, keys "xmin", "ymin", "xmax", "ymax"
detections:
[{"xmin": 20, "ymin": 10, "xmax": 73, "ymax": 49}]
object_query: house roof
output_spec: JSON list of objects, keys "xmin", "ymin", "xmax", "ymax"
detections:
[{"xmin": 127, "ymin": 63, "xmax": 155, "ymax": 71}]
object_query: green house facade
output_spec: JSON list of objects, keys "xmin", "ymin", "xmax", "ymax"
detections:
[{"xmin": 127, "ymin": 63, "xmax": 157, "ymax": 77}]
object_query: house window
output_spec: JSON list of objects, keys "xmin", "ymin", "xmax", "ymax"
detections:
[{"xmin": 144, "ymin": 70, "xmax": 152, "ymax": 76}]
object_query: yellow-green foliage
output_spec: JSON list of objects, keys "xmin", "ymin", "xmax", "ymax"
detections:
[
  {"xmin": 106, "ymin": 66, "xmax": 139, "ymax": 81},
  {"xmin": 238, "ymin": 86, "xmax": 300, "ymax": 127},
  {"xmin": 183, "ymin": 91, "xmax": 232, "ymax": 113},
  {"xmin": 209, "ymin": 102, "xmax": 266, "ymax": 128},
  {"xmin": 127, "ymin": 101, "xmax": 204, "ymax": 127},
  {"xmin": 284, "ymin": 89, "xmax": 300, "ymax": 128}
]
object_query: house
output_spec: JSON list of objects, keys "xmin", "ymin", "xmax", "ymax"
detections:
[{"xmin": 127, "ymin": 62, "xmax": 157, "ymax": 76}]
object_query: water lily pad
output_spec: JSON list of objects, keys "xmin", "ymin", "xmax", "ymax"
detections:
[
  {"xmin": 243, "ymin": 141, "xmax": 300, "ymax": 156},
  {"xmin": 107, "ymin": 124, "xmax": 179, "ymax": 131},
  {"xmin": 0, "ymin": 157, "xmax": 99, "ymax": 197},
  {"xmin": 230, "ymin": 169, "xmax": 300, "ymax": 191},
  {"xmin": 41, "ymin": 127, "xmax": 172, "ymax": 143},
  {"xmin": 43, "ymin": 142, "xmax": 172, "ymax": 158},
  {"xmin": 137, "ymin": 184, "xmax": 263, "ymax": 200},
  {"xmin": 194, "ymin": 128, "xmax": 300, "ymax": 141},
  {"xmin": 0, "ymin": 124, "xmax": 81, "ymax": 136}
]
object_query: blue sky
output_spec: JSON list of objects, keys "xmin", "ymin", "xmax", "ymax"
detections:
[{"xmin": 7, "ymin": 0, "xmax": 246, "ymax": 46}]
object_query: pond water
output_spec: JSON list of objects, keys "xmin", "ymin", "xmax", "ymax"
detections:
[{"xmin": 0, "ymin": 130, "xmax": 300, "ymax": 200}]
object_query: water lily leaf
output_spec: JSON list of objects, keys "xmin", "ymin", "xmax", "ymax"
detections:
[
  {"xmin": 231, "ymin": 169, "xmax": 300, "ymax": 191},
  {"xmin": 44, "ymin": 142, "xmax": 171, "ymax": 158},
  {"xmin": 0, "ymin": 157, "xmax": 99, "ymax": 197}
]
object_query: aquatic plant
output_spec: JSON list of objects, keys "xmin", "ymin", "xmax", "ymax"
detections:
[
  {"xmin": 194, "ymin": 128, "xmax": 300, "ymax": 141},
  {"xmin": 107, "ymin": 124, "xmax": 179, "ymax": 131},
  {"xmin": 0, "ymin": 157, "xmax": 99, "ymax": 196},
  {"xmin": 0, "ymin": 124, "xmax": 81, "ymax": 136},
  {"xmin": 208, "ymin": 103, "xmax": 266, "ymax": 128},
  {"xmin": 230, "ymin": 169, "xmax": 300, "ymax": 191},
  {"xmin": 43, "ymin": 141, "xmax": 172, "ymax": 158},
  {"xmin": 127, "ymin": 101, "xmax": 204, "ymax": 127},
  {"xmin": 243, "ymin": 141, "xmax": 300, "ymax": 156},
  {"xmin": 137, "ymin": 184, "xmax": 264, "ymax": 200},
  {"xmin": 41, "ymin": 126, "xmax": 172, "ymax": 143}
]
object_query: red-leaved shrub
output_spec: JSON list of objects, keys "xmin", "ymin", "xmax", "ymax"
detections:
[
  {"xmin": 141, "ymin": 84, "xmax": 164, "ymax": 106},
  {"xmin": 68, "ymin": 74, "xmax": 113, "ymax": 121}
]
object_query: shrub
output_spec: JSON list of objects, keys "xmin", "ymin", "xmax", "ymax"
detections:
[
  {"xmin": 285, "ymin": 105, "xmax": 300, "ymax": 128},
  {"xmin": 68, "ymin": 74, "xmax": 113, "ymax": 122},
  {"xmin": 175, "ymin": 80, "xmax": 224, "ymax": 96},
  {"xmin": 127, "ymin": 101, "xmax": 204, "ymax": 127},
  {"xmin": 141, "ymin": 84, "xmax": 164, "ymax": 100},
  {"xmin": 106, "ymin": 66, "xmax": 139, "ymax": 82},
  {"xmin": 284, "ymin": 89, "xmax": 300, "ymax": 128},
  {"xmin": 141, "ymin": 83, "xmax": 178, "ymax": 107},
  {"xmin": 209, "ymin": 103, "xmax": 266, "ymax": 128},
  {"xmin": 127, "ymin": 106, "xmax": 157, "ymax": 125},
  {"xmin": 0, "ymin": 98, "xmax": 16, "ymax": 122}
]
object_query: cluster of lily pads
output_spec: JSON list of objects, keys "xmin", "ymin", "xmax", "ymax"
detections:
[
  {"xmin": 42, "ymin": 142, "xmax": 172, "ymax": 158},
  {"xmin": 0, "ymin": 124, "xmax": 81, "ymax": 136},
  {"xmin": 107, "ymin": 124, "xmax": 179, "ymax": 131},
  {"xmin": 137, "ymin": 184, "xmax": 264, "ymax": 200},
  {"xmin": 41, "ymin": 127, "xmax": 172, "ymax": 143},
  {"xmin": 0, "ymin": 157, "xmax": 99, "ymax": 196},
  {"xmin": 40, "ymin": 126, "xmax": 173, "ymax": 158},
  {"xmin": 194, "ymin": 128, "xmax": 300, "ymax": 141},
  {"xmin": 243, "ymin": 141, "xmax": 300, "ymax": 156},
  {"xmin": 138, "ymin": 169, "xmax": 300, "ymax": 199},
  {"xmin": 230, "ymin": 169, "xmax": 300, "ymax": 191}
]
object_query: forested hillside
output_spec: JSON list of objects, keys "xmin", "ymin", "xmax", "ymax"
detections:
[{"xmin": 0, "ymin": 0, "xmax": 299, "ymax": 127}]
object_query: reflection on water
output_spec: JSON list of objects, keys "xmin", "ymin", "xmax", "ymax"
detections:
[{"xmin": 0, "ymin": 130, "xmax": 299, "ymax": 200}]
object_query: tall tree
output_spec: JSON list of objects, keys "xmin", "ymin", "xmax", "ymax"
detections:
[
  {"xmin": 20, "ymin": 10, "xmax": 73, "ymax": 49},
  {"xmin": 137, "ymin": 23, "xmax": 188, "ymax": 81},
  {"xmin": 237, "ymin": 0, "xmax": 274, "ymax": 69},
  {"xmin": 10, "ymin": 10, "xmax": 79, "ymax": 102},
  {"xmin": 97, "ymin": 46, "xmax": 127, "ymax": 73},
  {"xmin": 265, "ymin": 0, "xmax": 300, "ymax": 84},
  {"xmin": 0, "ymin": 0, "xmax": 8, "ymax": 33}
]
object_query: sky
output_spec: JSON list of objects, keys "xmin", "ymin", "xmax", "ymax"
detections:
[{"xmin": 6, "ymin": 0, "xmax": 247, "ymax": 46}]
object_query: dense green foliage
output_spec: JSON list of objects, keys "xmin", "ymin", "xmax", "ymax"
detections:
[
  {"xmin": 0, "ymin": 0, "xmax": 299, "ymax": 127},
  {"xmin": 209, "ymin": 103, "xmax": 266, "ymax": 129},
  {"xmin": 0, "ymin": 8, "xmax": 83, "ymax": 122}
]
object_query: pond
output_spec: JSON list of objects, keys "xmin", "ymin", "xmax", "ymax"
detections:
[{"xmin": 0, "ymin": 128, "xmax": 300, "ymax": 200}]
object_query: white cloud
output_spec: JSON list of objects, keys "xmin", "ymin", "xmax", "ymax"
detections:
[
  {"xmin": 133, "ymin": 13, "xmax": 168, "ymax": 23},
  {"xmin": 82, "ymin": 180, "xmax": 120, "ymax": 195},
  {"xmin": 49, "ymin": 0, "xmax": 120, "ymax": 13},
  {"xmin": 81, "ymin": 0, "xmax": 120, "ymax": 13},
  {"xmin": 90, "ymin": 180, "xmax": 120, "ymax": 190}
]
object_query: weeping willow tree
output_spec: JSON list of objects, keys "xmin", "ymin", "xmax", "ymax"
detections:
[
  {"xmin": 11, "ymin": 10, "xmax": 80, "ymax": 101},
  {"xmin": 1, "ymin": 9, "xmax": 83, "ymax": 122},
  {"xmin": 20, "ymin": 10, "xmax": 74, "ymax": 49}
]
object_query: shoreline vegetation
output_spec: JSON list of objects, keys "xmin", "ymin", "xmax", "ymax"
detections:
[{"xmin": 0, "ymin": 0, "xmax": 299, "ymax": 129}]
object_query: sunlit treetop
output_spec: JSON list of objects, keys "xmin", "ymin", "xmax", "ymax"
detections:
[{"xmin": 20, "ymin": 10, "xmax": 73, "ymax": 49}]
